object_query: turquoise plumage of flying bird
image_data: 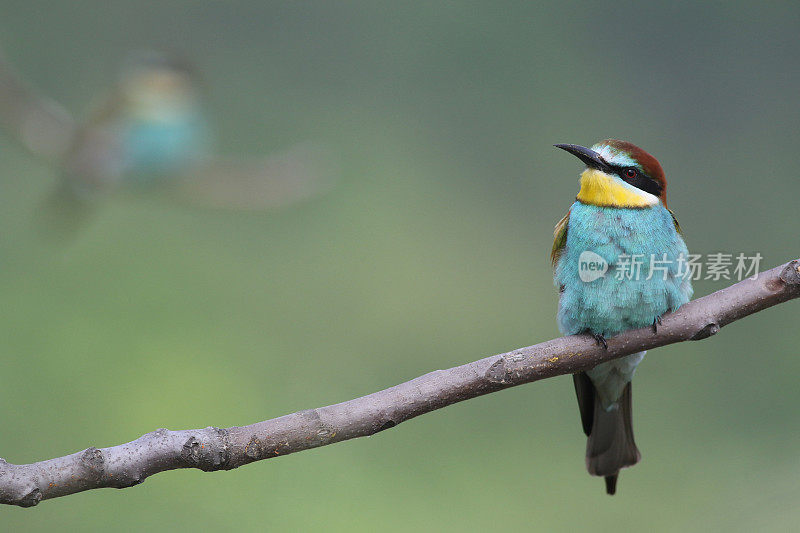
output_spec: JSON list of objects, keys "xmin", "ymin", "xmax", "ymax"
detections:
[{"xmin": 551, "ymin": 139, "xmax": 693, "ymax": 495}]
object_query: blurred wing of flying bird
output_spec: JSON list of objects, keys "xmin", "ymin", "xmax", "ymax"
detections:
[
  {"xmin": 169, "ymin": 141, "xmax": 339, "ymax": 210},
  {"xmin": 0, "ymin": 49, "xmax": 75, "ymax": 162}
]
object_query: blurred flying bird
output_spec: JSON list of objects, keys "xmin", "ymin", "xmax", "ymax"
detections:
[
  {"xmin": 62, "ymin": 51, "xmax": 211, "ymax": 193},
  {"xmin": 551, "ymin": 140, "xmax": 692, "ymax": 495},
  {"xmin": 0, "ymin": 49, "xmax": 338, "ymax": 236}
]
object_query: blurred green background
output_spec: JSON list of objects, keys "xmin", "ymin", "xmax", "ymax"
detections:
[{"xmin": 1, "ymin": 1, "xmax": 798, "ymax": 531}]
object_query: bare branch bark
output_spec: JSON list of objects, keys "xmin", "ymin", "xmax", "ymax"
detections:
[{"xmin": 2, "ymin": 259, "xmax": 799, "ymax": 507}]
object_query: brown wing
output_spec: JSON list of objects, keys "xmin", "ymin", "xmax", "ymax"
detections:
[
  {"xmin": 573, "ymin": 372, "xmax": 595, "ymax": 436},
  {"xmin": 550, "ymin": 209, "xmax": 570, "ymax": 266},
  {"xmin": 668, "ymin": 208, "xmax": 682, "ymax": 234}
]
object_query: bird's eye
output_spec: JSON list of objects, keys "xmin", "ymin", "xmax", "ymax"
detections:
[{"xmin": 625, "ymin": 168, "xmax": 638, "ymax": 179}]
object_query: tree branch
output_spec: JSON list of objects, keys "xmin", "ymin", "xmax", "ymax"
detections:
[{"xmin": 3, "ymin": 259, "xmax": 799, "ymax": 507}]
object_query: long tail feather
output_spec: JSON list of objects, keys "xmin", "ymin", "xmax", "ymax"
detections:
[
  {"xmin": 604, "ymin": 474, "xmax": 618, "ymax": 495},
  {"xmin": 574, "ymin": 378, "xmax": 640, "ymax": 495}
]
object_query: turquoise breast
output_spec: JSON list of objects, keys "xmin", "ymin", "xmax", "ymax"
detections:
[
  {"xmin": 120, "ymin": 112, "xmax": 210, "ymax": 184},
  {"xmin": 555, "ymin": 201, "xmax": 693, "ymax": 337}
]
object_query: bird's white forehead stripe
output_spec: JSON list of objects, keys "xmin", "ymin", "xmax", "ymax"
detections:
[{"xmin": 590, "ymin": 144, "xmax": 637, "ymax": 168}]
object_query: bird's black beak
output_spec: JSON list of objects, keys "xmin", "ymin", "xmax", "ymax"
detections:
[{"xmin": 554, "ymin": 144, "xmax": 612, "ymax": 173}]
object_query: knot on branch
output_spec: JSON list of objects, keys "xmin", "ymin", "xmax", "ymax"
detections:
[
  {"xmin": 778, "ymin": 260, "xmax": 800, "ymax": 291},
  {"xmin": 690, "ymin": 323, "xmax": 720, "ymax": 340},
  {"xmin": 485, "ymin": 352, "xmax": 527, "ymax": 385},
  {"xmin": 300, "ymin": 409, "xmax": 338, "ymax": 444},
  {"xmin": 76, "ymin": 446, "xmax": 109, "ymax": 487},
  {"xmin": 486, "ymin": 358, "xmax": 509, "ymax": 384},
  {"xmin": 244, "ymin": 436, "xmax": 262, "ymax": 459},
  {"xmin": 181, "ymin": 436, "xmax": 203, "ymax": 465},
  {"xmin": 181, "ymin": 427, "xmax": 229, "ymax": 471},
  {"xmin": 0, "ymin": 463, "xmax": 43, "ymax": 507},
  {"xmin": 80, "ymin": 447, "xmax": 104, "ymax": 473},
  {"xmin": 17, "ymin": 488, "xmax": 42, "ymax": 508}
]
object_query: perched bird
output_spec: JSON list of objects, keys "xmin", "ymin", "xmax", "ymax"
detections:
[{"xmin": 551, "ymin": 140, "xmax": 692, "ymax": 495}]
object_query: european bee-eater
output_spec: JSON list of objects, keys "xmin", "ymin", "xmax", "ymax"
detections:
[
  {"xmin": 61, "ymin": 50, "xmax": 210, "ymax": 196},
  {"xmin": 551, "ymin": 139, "xmax": 693, "ymax": 495},
  {"xmin": 3, "ymin": 49, "xmax": 339, "ymax": 236}
]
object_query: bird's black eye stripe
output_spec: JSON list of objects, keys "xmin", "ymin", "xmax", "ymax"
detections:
[{"xmin": 615, "ymin": 166, "xmax": 662, "ymax": 197}]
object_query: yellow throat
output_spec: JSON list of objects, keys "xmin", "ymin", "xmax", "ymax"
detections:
[{"xmin": 575, "ymin": 168, "xmax": 658, "ymax": 208}]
